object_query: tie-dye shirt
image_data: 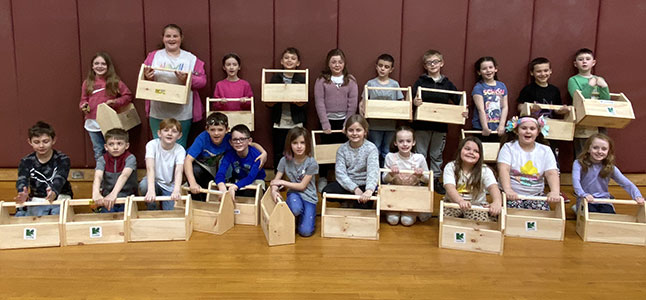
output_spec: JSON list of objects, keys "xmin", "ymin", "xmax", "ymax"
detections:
[{"xmin": 497, "ymin": 141, "xmax": 557, "ymax": 196}]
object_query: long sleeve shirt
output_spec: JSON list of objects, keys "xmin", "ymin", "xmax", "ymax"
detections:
[
  {"xmin": 79, "ymin": 77, "xmax": 132, "ymax": 120},
  {"xmin": 572, "ymin": 160, "xmax": 642, "ymax": 202},
  {"xmin": 335, "ymin": 141, "xmax": 379, "ymax": 192},
  {"xmin": 16, "ymin": 150, "xmax": 73, "ymax": 198},
  {"xmin": 567, "ymin": 74, "xmax": 610, "ymax": 100},
  {"xmin": 314, "ymin": 77, "xmax": 358, "ymax": 130},
  {"xmin": 215, "ymin": 147, "xmax": 266, "ymax": 189}
]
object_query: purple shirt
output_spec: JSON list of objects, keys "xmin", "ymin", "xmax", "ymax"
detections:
[{"xmin": 572, "ymin": 160, "xmax": 642, "ymax": 204}]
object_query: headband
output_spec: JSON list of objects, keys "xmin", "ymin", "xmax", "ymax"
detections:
[{"xmin": 505, "ymin": 115, "xmax": 550, "ymax": 137}]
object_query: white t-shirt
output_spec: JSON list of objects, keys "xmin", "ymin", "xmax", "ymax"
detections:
[
  {"xmin": 497, "ymin": 141, "xmax": 557, "ymax": 196},
  {"xmin": 383, "ymin": 152, "xmax": 430, "ymax": 182},
  {"xmin": 149, "ymin": 49, "xmax": 196, "ymax": 121},
  {"xmin": 145, "ymin": 138, "xmax": 186, "ymax": 192},
  {"xmin": 443, "ymin": 161, "xmax": 497, "ymax": 205}
]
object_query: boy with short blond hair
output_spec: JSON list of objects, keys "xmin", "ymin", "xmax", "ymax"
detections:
[
  {"xmin": 92, "ymin": 128, "xmax": 137, "ymax": 212},
  {"xmin": 411, "ymin": 49, "xmax": 460, "ymax": 195},
  {"xmin": 15, "ymin": 121, "xmax": 73, "ymax": 216},
  {"xmin": 359, "ymin": 53, "xmax": 404, "ymax": 166},
  {"xmin": 216, "ymin": 124, "xmax": 266, "ymax": 201},
  {"xmin": 568, "ymin": 48, "xmax": 610, "ymax": 156},
  {"xmin": 184, "ymin": 112, "xmax": 267, "ymax": 200},
  {"xmin": 140, "ymin": 118, "xmax": 185, "ymax": 210}
]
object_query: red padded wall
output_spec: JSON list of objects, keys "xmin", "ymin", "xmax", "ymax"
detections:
[
  {"xmin": 12, "ymin": 0, "xmax": 84, "ymax": 165},
  {"xmin": 0, "ymin": 0, "xmax": 21, "ymax": 166},
  {"xmin": 596, "ymin": 1, "xmax": 646, "ymax": 172},
  {"xmin": 210, "ymin": 0, "xmax": 274, "ymax": 158},
  {"xmin": 77, "ymin": 0, "xmax": 145, "ymax": 167},
  {"xmin": 0, "ymin": 0, "xmax": 644, "ymax": 172}
]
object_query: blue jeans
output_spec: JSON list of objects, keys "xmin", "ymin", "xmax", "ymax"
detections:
[
  {"xmin": 368, "ymin": 130, "xmax": 394, "ymax": 167},
  {"xmin": 139, "ymin": 177, "xmax": 175, "ymax": 210},
  {"xmin": 285, "ymin": 192, "xmax": 317, "ymax": 237},
  {"xmin": 149, "ymin": 117, "xmax": 192, "ymax": 149},
  {"xmin": 99, "ymin": 203, "xmax": 125, "ymax": 213},
  {"xmin": 27, "ymin": 204, "xmax": 61, "ymax": 217},
  {"xmin": 88, "ymin": 130, "xmax": 105, "ymax": 162}
]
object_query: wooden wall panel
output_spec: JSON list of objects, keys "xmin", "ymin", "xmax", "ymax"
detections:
[
  {"xmin": 274, "ymin": 0, "xmax": 338, "ymax": 132},
  {"xmin": 12, "ymin": 0, "xmax": 84, "ymax": 165},
  {"xmin": 210, "ymin": 0, "xmax": 274, "ymax": 163},
  {"xmin": 0, "ymin": 0, "xmax": 21, "ymax": 167},
  {"xmin": 596, "ymin": 0, "xmax": 646, "ymax": 172},
  {"xmin": 77, "ymin": 0, "xmax": 145, "ymax": 167}
]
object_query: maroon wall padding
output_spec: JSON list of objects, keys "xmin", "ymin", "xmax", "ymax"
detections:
[
  {"xmin": 210, "ymin": 0, "xmax": 274, "ymax": 161},
  {"xmin": 596, "ymin": 1, "xmax": 646, "ymax": 171},
  {"xmin": 274, "ymin": 0, "xmax": 338, "ymax": 131},
  {"xmin": 339, "ymin": 0, "xmax": 403, "ymax": 86},
  {"xmin": 78, "ymin": 0, "xmax": 146, "ymax": 167},
  {"xmin": 529, "ymin": 0, "xmax": 599, "ymax": 171},
  {"xmin": 0, "ymin": 0, "xmax": 22, "ymax": 166},
  {"xmin": 1, "ymin": 0, "xmax": 645, "ymax": 173},
  {"xmin": 400, "ymin": 0, "xmax": 469, "ymax": 164},
  {"xmin": 12, "ymin": 0, "xmax": 84, "ymax": 166}
]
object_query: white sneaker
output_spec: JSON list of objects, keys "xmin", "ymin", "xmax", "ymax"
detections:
[
  {"xmin": 386, "ymin": 213, "xmax": 400, "ymax": 225},
  {"xmin": 401, "ymin": 214, "xmax": 416, "ymax": 226},
  {"xmin": 318, "ymin": 177, "xmax": 328, "ymax": 193}
]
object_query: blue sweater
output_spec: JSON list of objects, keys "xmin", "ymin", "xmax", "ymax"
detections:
[{"xmin": 215, "ymin": 147, "xmax": 266, "ymax": 189}]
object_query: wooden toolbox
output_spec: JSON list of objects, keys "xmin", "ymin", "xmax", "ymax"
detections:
[
  {"xmin": 261, "ymin": 69, "xmax": 309, "ymax": 102},
  {"xmin": 576, "ymin": 198, "xmax": 646, "ymax": 246},
  {"xmin": 572, "ymin": 90, "xmax": 635, "ymax": 128},
  {"xmin": 206, "ymin": 97, "xmax": 255, "ymax": 131},
  {"xmin": 321, "ymin": 193, "xmax": 380, "ymax": 240},
  {"xmin": 179, "ymin": 183, "xmax": 235, "ymax": 235},
  {"xmin": 439, "ymin": 200, "xmax": 505, "ymax": 255},
  {"xmin": 135, "ymin": 64, "xmax": 191, "ymax": 104},
  {"xmin": 461, "ymin": 130, "xmax": 500, "ymax": 163},
  {"xmin": 226, "ymin": 182, "xmax": 263, "ymax": 226},
  {"xmin": 518, "ymin": 103, "xmax": 576, "ymax": 141},
  {"xmin": 95, "ymin": 103, "xmax": 141, "ymax": 135},
  {"xmin": 260, "ymin": 189, "xmax": 295, "ymax": 246},
  {"xmin": 311, "ymin": 130, "xmax": 346, "ymax": 164},
  {"xmin": 363, "ymin": 86, "xmax": 412, "ymax": 120},
  {"xmin": 504, "ymin": 194, "xmax": 565, "ymax": 241},
  {"xmin": 414, "ymin": 87, "xmax": 467, "ymax": 125},
  {"xmin": 62, "ymin": 198, "xmax": 128, "ymax": 246},
  {"xmin": 378, "ymin": 169, "xmax": 433, "ymax": 213},
  {"xmin": 127, "ymin": 195, "xmax": 192, "ymax": 242},
  {"xmin": 0, "ymin": 200, "xmax": 64, "ymax": 250}
]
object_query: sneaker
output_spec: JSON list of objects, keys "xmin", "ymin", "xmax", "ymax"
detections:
[
  {"xmin": 560, "ymin": 192, "xmax": 571, "ymax": 203},
  {"xmin": 318, "ymin": 177, "xmax": 328, "ymax": 193},
  {"xmin": 434, "ymin": 180, "xmax": 446, "ymax": 195},
  {"xmin": 418, "ymin": 213, "xmax": 432, "ymax": 222}
]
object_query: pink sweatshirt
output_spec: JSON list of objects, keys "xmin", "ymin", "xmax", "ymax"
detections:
[
  {"xmin": 79, "ymin": 77, "xmax": 132, "ymax": 120},
  {"xmin": 314, "ymin": 76, "xmax": 358, "ymax": 130},
  {"xmin": 143, "ymin": 50, "xmax": 207, "ymax": 122},
  {"xmin": 212, "ymin": 79, "xmax": 253, "ymax": 111}
]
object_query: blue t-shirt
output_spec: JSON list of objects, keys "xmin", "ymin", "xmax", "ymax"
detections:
[
  {"xmin": 186, "ymin": 131, "xmax": 231, "ymax": 173},
  {"xmin": 215, "ymin": 147, "xmax": 266, "ymax": 189},
  {"xmin": 471, "ymin": 81, "xmax": 507, "ymax": 131}
]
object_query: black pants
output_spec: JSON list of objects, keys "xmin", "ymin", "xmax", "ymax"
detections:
[
  {"xmin": 319, "ymin": 119, "xmax": 346, "ymax": 179},
  {"xmin": 272, "ymin": 128, "xmax": 290, "ymax": 171},
  {"xmin": 190, "ymin": 163, "xmax": 215, "ymax": 201},
  {"xmin": 322, "ymin": 181, "xmax": 373, "ymax": 209}
]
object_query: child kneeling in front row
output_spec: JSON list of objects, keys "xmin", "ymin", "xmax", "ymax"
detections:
[
  {"xmin": 216, "ymin": 124, "xmax": 267, "ymax": 201},
  {"xmin": 443, "ymin": 136, "xmax": 502, "ymax": 221},
  {"xmin": 15, "ymin": 121, "xmax": 73, "ymax": 216},
  {"xmin": 322, "ymin": 114, "xmax": 379, "ymax": 209},
  {"xmin": 139, "ymin": 118, "xmax": 185, "ymax": 210},
  {"xmin": 92, "ymin": 128, "xmax": 138, "ymax": 212},
  {"xmin": 382, "ymin": 126, "xmax": 430, "ymax": 226},
  {"xmin": 573, "ymin": 133, "xmax": 644, "ymax": 214},
  {"xmin": 270, "ymin": 127, "xmax": 319, "ymax": 237}
]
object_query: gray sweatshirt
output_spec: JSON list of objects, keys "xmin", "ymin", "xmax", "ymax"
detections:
[{"xmin": 335, "ymin": 141, "xmax": 380, "ymax": 192}]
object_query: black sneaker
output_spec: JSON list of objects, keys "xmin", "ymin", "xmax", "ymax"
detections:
[{"xmin": 434, "ymin": 180, "xmax": 446, "ymax": 195}]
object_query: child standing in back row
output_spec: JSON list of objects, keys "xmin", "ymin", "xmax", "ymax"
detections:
[
  {"xmin": 472, "ymin": 56, "xmax": 508, "ymax": 142},
  {"xmin": 213, "ymin": 53, "xmax": 253, "ymax": 112},
  {"xmin": 359, "ymin": 53, "xmax": 403, "ymax": 167},
  {"xmin": 266, "ymin": 47, "xmax": 307, "ymax": 171}
]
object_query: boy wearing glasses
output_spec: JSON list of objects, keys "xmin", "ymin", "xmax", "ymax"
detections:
[
  {"xmin": 184, "ymin": 113, "xmax": 266, "ymax": 200},
  {"xmin": 411, "ymin": 49, "xmax": 460, "ymax": 196},
  {"xmin": 216, "ymin": 124, "xmax": 266, "ymax": 201}
]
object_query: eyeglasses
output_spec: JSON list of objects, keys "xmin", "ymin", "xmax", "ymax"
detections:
[
  {"xmin": 425, "ymin": 59, "xmax": 442, "ymax": 66},
  {"xmin": 206, "ymin": 118, "xmax": 227, "ymax": 126},
  {"xmin": 231, "ymin": 137, "xmax": 250, "ymax": 144}
]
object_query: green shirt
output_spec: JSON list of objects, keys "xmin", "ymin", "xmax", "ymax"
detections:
[{"xmin": 567, "ymin": 74, "xmax": 610, "ymax": 100}]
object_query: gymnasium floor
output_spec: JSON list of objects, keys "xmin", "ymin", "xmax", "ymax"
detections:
[{"xmin": 1, "ymin": 187, "xmax": 645, "ymax": 299}]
